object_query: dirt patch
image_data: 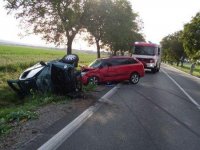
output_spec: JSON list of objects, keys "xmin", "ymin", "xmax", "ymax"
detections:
[{"xmin": 0, "ymin": 93, "xmax": 98, "ymax": 150}]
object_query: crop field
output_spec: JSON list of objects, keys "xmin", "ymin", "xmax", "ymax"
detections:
[{"xmin": 0, "ymin": 45, "xmax": 99, "ymax": 107}]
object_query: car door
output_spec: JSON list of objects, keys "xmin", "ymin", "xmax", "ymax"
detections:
[
  {"xmin": 115, "ymin": 58, "xmax": 132, "ymax": 80},
  {"xmin": 116, "ymin": 58, "xmax": 141, "ymax": 80},
  {"xmin": 100, "ymin": 59, "xmax": 120, "ymax": 82},
  {"xmin": 105, "ymin": 58, "xmax": 129, "ymax": 81},
  {"xmin": 98, "ymin": 61, "xmax": 109, "ymax": 82}
]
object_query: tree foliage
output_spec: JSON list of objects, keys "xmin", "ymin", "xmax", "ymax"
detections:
[
  {"xmin": 82, "ymin": 0, "xmax": 113, "ymax": 58},
  {"xmin": 161, "ymin": 31, "xmax": 186, "ymax": 66},
  {"xmin": 182, "ymin": 12, "xmax": 200, "ymax": 60},
  {"xmin": 103, "ymin": 0, "xmax": 144, "ymax": 55},
  {"xmin": 4, "ymin": 0, "xmax": 143, "ymax": 57},
  {"xmin": 4, "ymin": 0, "xmax": 85, "ymax": 54},
  {"xmin": 83, "ymin": 0, "xmax": 144, "ymax": 57}
]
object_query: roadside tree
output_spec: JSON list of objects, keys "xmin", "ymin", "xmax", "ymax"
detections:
[
  {"xmin": 182, "ymin": 12, "xmax": 200, "ymax": 60},
  {"xmin": 82, "ymin": 0, "xmax": 113, "ymax": 58},
  {"xmin": 161, "ymin": 31, "xmax": 186, "ymax": 66},
  {"xmin": 103, "ymin": 0, "xmax": 144, "ymax": 56},
  {"xmin": 4, "ymin": 0, "xmax": 86, "ymax": 55}
]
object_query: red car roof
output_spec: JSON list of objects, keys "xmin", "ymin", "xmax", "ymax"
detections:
[{"xmin": 98, "ymin": 56, "xmax": 134, "ymax": 60}]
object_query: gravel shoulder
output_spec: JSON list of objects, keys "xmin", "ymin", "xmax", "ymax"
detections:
[{"xmin": 0, "ymin": 85, "xmax": 111, "ymax": 150}]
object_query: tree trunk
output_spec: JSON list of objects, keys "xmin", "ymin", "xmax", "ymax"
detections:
[
  {"xmin": 67, "ymin": 38, "xmax": 73, "ymax": 55},
  {"xmin": 181, "ymin": 61, "xmax": 184, "ymax": 67},
  {"xmin": 66, "ymin": 30, "xmax": 78, "ymax": 55},
  {"xmin": 180, "ymin": 56, "xmax": 185, "ymax": 67},
  {"xmin": 121, "ymin": 50, "xmax": 124, "ymax": 56},
  {"xmin": 96, "ymin": 39, "xmax": 101, "ymax": 58},
  {"xmin": 113, "ymin": 50, "xmax": 117, "ymax": 56},
  {"xmin": 176, "ymin": 61, "xmax": 179, "ymax": 66}
]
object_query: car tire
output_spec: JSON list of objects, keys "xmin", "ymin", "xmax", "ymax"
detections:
[
  {"xmin": 152, "ymin": 64, "xmax": 159, "ymax": 73},
  {"xmin": 151, "ymin": 68, "xmax": 157, "ymax": 73},
  {"xmin": 157, "ymin": 63, "xmax": 160, "ymax": 72},
  {"xmin": 130, "ymin": 73, "xmax": 140, "ymax": 84},
  {"xmin": 88, "ymin": 76, "xmax": 99, "ymax": 85}
]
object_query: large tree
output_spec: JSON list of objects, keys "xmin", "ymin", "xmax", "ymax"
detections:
[
  {"xmin": 4, "ymin": 0, "xmax": 85, "ymax": 54},
  {"xmin": 103, "ymin": 0, "xmax": 143, "ymax": 55},
  {"xmin": 82, "ymin": 0, "xmax": 112, "ymax": 58},
  {"xmin": 182, "ymin": 12, "xmax": 200, "ymax": 60},
  {"xmin": 83, "ymin": 0, "xmax": 143, "ymax": 57},
  {"xmin": 161, "ymin": 31, "xmax": 186, "ymax": 66}
]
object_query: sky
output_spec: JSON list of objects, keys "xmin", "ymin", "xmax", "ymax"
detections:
[
  {"xmin": 132, "ymin": 0, "xmax": 200, "ymax": 44},
  {"xmin": 0, "ymin": 0, "xmax": 200, "ymax": 49}
]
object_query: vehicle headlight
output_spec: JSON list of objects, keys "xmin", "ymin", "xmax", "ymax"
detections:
[{"xmin": 150, "ymin": 64, "xmax": 154, "ymax": 67}]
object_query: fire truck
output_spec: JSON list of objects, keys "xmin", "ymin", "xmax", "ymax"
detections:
[{"xmin": 131, "ymin": 42, "xmax": 161, "ymax": 73}]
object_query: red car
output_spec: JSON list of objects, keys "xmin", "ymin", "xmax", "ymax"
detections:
[{"xmin": 81, "ymin": 56, "xmax": 145, "ymax": 85}]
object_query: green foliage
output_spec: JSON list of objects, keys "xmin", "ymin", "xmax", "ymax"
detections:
[
  {"xmin": 5, "ymin": 110, "xmax": 38, "ymax": 123},
  {"xmin": 0, "ymin": 93, "xmax": 70, "ymax": 136},
  {"xmin": 83, "ymin": 0, "xmax": 113, "ymax": 58},
  {"xmin": 4, "ymin": 0, "xmax": 85, "ymax": 54},
  {"xmin": 83, "ymin": 0, "xmax": 144, "ymax": 57},
  {"xmin": 0, "ymin": 118, "xmax": 11, "ymax": 135},
  {"xmin": 103, "ymin": 0, "xmax": 144, "ymax": 55},
  {"xmin": 161, "ymin": 31, "xmax": 186, "ymax": 65},
  {"xmin": 29, "ymin": 93, "xmax": 70, "ymax": 106},
  {"xmin": 83, "ymin": 83, "xmax": 97, "ymax": 92},
  {"xmin": 4, "ymin": 0, "xmax": 143, "ymax": 57},
  {"xmin": 182, "ymin": 12, "xmax": 200, "ymax": 60},
  {"xmin": 0, "ymin": 109, "xmax": 38, "ymax": 136}
]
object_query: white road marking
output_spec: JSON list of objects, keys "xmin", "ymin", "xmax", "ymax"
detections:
[
  {"xmin": 162, "ymin": 69, "xmax": 200, "ymax": 110},
  {"xmin": 38, "ymin": 84, "xmax": 121, "ymax": 150}
]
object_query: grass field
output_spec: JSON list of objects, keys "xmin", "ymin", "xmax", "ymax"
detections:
[
  {"xmin": 167, "ymin": 63, "xmax": 200, "ymax": 77},
  {"xmin": 0, "ymin": 44, "xmax": 101, "ymax": 135},
  {"xmin": 0, "ymin": 45, "xmax": 98, "ymax": 106}
]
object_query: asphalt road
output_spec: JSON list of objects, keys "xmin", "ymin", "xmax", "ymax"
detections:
[{"xmin": 47, "ymin": 65, "xmax": 200, "ymax": 150}]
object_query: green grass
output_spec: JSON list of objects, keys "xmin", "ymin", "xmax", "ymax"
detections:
[
  {"xmin": 0, "ymin": 93, "xmax": 69, "ymax": 135},
  {"xmin": 0, "ymin": 44, "xmax": 102, "ymax": 135},
  {"xmin": 167, "ymin": 63, "xmax": 200, "ymax": 77},
  {"xmin": 0, "ymin": 45, "xmax": 98, "ymax": 105},
  {"xmin": 0, "ymin": 45, "xmax": 97, "ymax": 72}
]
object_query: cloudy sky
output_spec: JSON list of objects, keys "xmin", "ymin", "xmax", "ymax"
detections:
[{"xmin": 0, "ymin": 0, "xmax": 200, "ymax": 49}]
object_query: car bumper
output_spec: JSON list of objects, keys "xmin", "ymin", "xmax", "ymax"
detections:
[{"xmin": 144, "ymin": 63, "xmax": 156, "ymax": 69}]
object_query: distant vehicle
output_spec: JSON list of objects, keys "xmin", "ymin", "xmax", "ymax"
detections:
[
  {"xmin": 81, "ymin": 56, "xmax": 145, "ymax": 85},
  {"xmin": 131, "ymin": 42, "xmax": 161, "ymax": 73}
]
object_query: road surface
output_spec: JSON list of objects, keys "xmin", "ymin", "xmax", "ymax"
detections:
[{"xmin": 42, "ymin": 65, "xmax": 200, "ymax": 150}]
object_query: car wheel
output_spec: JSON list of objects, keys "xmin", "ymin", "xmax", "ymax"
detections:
[
  {"xmin": 88, "ymin": 76, "xmax": 99, "ymax": 85},
  {"xmin": 157, "ymin": 64, "xmax": 160, "ymax": 72},
  {"xmin": 130, "ymin": 73, "xmax": 140, "ymax": 84},
  {"xmin": 152, "ymin": 65, "xmax": 158, "ymax": 73}
]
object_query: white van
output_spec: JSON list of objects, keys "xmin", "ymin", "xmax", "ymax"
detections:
[{"xmin": 131, "ymin": 42, "xmax": 161, "ymax": 73}]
